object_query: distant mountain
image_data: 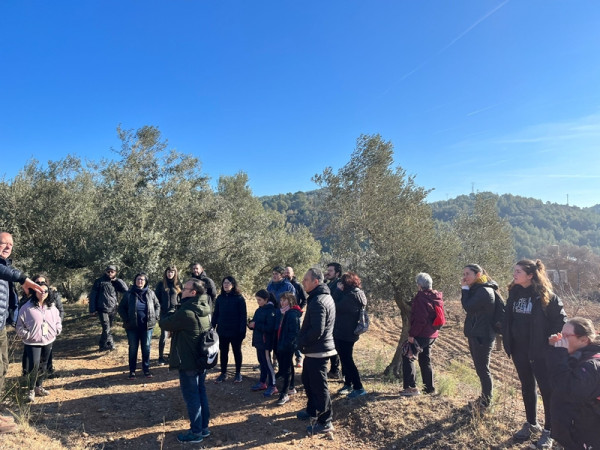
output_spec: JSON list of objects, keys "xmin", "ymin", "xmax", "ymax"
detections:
[{"xmin": 262, "ymin": 190, "xmax": 600, "ymax": 258}]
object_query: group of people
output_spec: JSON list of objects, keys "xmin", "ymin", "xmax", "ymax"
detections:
[
  {"xmin": 403, "ymin": 259, "xmax": 599, "ymax": 450},
  {"xmin": 1, "ymin": 228, "xmax": 598, "ymax": 449}
]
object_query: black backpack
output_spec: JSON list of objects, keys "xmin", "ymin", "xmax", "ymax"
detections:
[
  {"xmin": 492, "ymin": 290, "xmax": 506, "ymax": 335},
  {"xmin": 194, "ymin": 314, "xmax": 219, "ymax": 370}
]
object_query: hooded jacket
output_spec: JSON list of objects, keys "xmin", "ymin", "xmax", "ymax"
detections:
[
  {"xmin": 298, "ymin": 283, "xmax": 336, "ymax": 357},
  {"xmin": 266, "ymin": 278, "xmax": 296, "ymax": 306},
  {"xmin": 333, "ymin": 287, "xmax": 367, "ymax": 343},
  {"xmin": 251, "ymin": 302, "xmax": 277, "ymax": 350},
  {"xmin": 409, "ymin": 289, "xmax": 443, "ymax": 339},
  {"xmin": 502, "ymin": 284, "xmax": 567, "ymax": 359},
  {"xmin": 547, "ymin": 343, "xmax": 600, "ymax": 450},
  {"xmin": 461, "ymin": 280, "xmax": 498, "ymax": 339},
  {"xmin": 159, "ymin": 293, "xmax": 212, "ymax": 371},
  {"xmin": 211, "ymin": 290, "xmax": 247, "ymax": 339}
]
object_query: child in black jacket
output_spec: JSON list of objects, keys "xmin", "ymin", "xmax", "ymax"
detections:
[
  {"xmin": 248, "ymin": 290, "xmax": 278, "ymax": 396},
  {"xmin": 275, "ymin": 292, "xmax": 302, "ymax": 405}
]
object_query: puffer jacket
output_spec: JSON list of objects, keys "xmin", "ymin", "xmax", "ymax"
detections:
[
  {"xmin": 409, "ymin": 289, "xmax": 443, "ymax": 339},
  {"xmin": 88, "ymin": 274, "xmax": 128, "ymax": 314},
  {"xmin": 333, "ymin": 287, "xmax": 366, "ymax": 343},
  {"xmin": 118, "ymin": 287, "xmax": 160, "ymax": 331},
  {"xmin": 277, "ymin": 306, "xmax": 302, "ymax": 354},
  {"xmin": 547, "ymin": 344, "xmax": 600, "ymax": 450},
  {"xmin": 251, "ymin": 302, "xmax": 277, "ymax": 350},
  {"xmin": 0, "ymin": 258, "xmax": 24, "ymax": 329},
  {"xmin": 159, "ymin": 294, "xmax": 212, "ymax": 371},
  {"xmin": 211, "ymin": 291, "xmax": 247, "ymax": 339},
  {"xmin": 461, "ymin": 280, "xmax": 498, "ymax": 339},
  {"xmin": 16, "ymin": 300, "xmax": 62, "ymax": 345},
  {"xmin": 299, "ymin": 283, "xmax": 336, "ymax": 356}
]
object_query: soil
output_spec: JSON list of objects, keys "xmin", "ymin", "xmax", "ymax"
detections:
[{"xmin": 2, "ymin": 299, "xmax": 599, "ymax": 449}]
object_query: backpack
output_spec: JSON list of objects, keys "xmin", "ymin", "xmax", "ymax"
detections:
[
  {"xmin": 195, "ymin": 313, "xmax": 220, "ymax": 370},
  {"xmin": 353, "ymin": 290, "xmax": 370, "ymax": 336},
  {"xmin": 492, "ymin": 291, "xmax": 506, "ymax": 335},
  {"xmin": 428, "ymin": 295, "xmax": 446, "ymax": 330}
]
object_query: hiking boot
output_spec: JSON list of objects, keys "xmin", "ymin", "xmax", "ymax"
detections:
[
  {"xmin": 276, "ymin": 394, "xmax": 290, "ymax": 406},
  {"xmin": 399, "ymin": 387, "xmax": 421, "ymax": 397},
  {"xmin": 128, "ymin": 372, "xmax": 136, "ymax": 380},
  {"xmin": 34, "ymin": 386, "xmax": 50, "ymax": 397},
  {"xmin": 327, "ymin": 370, "xmax": 341, "ymax": 380},
  {"xmin": 233, "ymin": 373, "xmax": 243, "ymax": 383},
  {"xmin": 177, "ymin": 431, "xmax": 203, "ymax": 443},
  {"xmin": 537, "ymin": 429, "xmax": 553, "ymax": 449},
  {"xmin": 215, "ymin": 373, "xmax": 227, "ymax": 383},
  {"xmin": 347, "ymin": 388, "xmax": 367, "ymax": 399},
  {"xmin": 307, "ymin": 421, "xmax": 334, "ymax": 434},
  {"xmin": 263, "ymin": 385, "xmax": 278, "ymax": 397},
  {"xmin": 26, "ymin": 390, "xmax": 35, "ymax": 403},
  {"xmin": 296, "ymin": 410, "xmax": 312, "ymax": 421},
  {"xmin": 251, "ymin": 382, "xmax": 267, "ymax": 391},
  {"xmin": 514, "ymin": 422, "xmax": 543, "ymax": 441},
  {"xmin": 337, "ymin": 384, "xmax": 353, "ymax": 395}
]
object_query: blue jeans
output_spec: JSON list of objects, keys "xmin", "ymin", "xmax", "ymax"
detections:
[
  {"xmin": 126, "ymin": 328, "xmax": 153, "ymax": 373},
  {"xmin": 179, "ymin": 369, "xmax": 210, "ymax": 433}
]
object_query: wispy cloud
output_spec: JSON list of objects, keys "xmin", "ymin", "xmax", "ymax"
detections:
[{"xmin": 466, "ymin": 104, "xmax": 498, "ymax": 117}]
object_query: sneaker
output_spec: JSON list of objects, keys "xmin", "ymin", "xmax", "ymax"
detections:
[
  {"xmin": 128, "ymin": 372, "xmax": 136, "ymax": 380},
  {"xmin": 157, "ymin": 357, "xmax": 167, "ymax": 366},
  {"xmin": 233, "ymin": 373, "xmax": 243, "ymax": 383},
  {"xmin": 263, "ymin": 385, "xmax": 279, "ymax": 397},
  {"xmin": 296, "ymin": 410, "xmax": 312, "ymax": 421},
  {"xmin": 34, "ymin": 386, "xmax": 50, "ymax": 397},
  {"xmin": 536, "ymin": 429, "xmax": 553, "ymax": 449},
  {"xmin": 276, "ymin": 394, "xmax": 290, "ymax": 406},
  {"xmin": 295, "ymin": 358, "xmax": 303, "ymax": 368},
  {"xmin": 177, "ymin": 431, "xmax": 203, "ymax": 443},
  {"xmin": 144, "ymin": 372, "xmax": 153, "ymax": 378},
  {"xmin": 215, "ymin": 373, "xmax": 227, "ymax": 383},
  {"xmin": 288, "ymin": 387, "xmax": 297, "ymax": 395},
  {"xmin": 347, "ymin": 388, "xmax": 367, "ymax": 399},
  {"xmin": 307, "ymin": 422, "xmax": 334, "ymax": 434},
  {"xmin": 514, "ymin": 422, "xmax": 543, "ymax": 441},
  {"xmin": 327, "ymin": 370, "xmax": 340, "ymax": 380},
  {"xmin": 26, "ymin": 390, "xmax": 35, "ymax": 403},
  {"xmin": 337, "ymin": 384, "xmax": 352, "ymax": 395},
  {"xmin": 423, "ymin": 387, "xmax": 436, "ymax": 395},
  {"xmin": 251, "ymin": 382, "xmax": 267, "ymax": 391},
  {"xmin": 399, "ymin": 387, "xmax": 421, "ymax": 397},
  {"xmin": 201, "ymin": 428, "xmax": 211, "ymax": 438}
]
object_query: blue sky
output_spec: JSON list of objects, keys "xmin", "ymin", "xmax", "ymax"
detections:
[{"xmin": 1, "ymin": 1, "xmax": 599, "ymax": 207}]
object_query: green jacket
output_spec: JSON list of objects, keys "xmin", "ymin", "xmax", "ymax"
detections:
[{"xmin": 158, "ymin": 294, "xmax": 211, "ymax": 371}]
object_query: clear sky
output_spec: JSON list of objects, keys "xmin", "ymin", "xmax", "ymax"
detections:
[{"xmin": 1, "ymin": 1, "xmax": 599, "ymax": 207}]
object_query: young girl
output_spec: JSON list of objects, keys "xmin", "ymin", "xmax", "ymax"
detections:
[
  {"xmin": 248, "ymin": 290, "xmax": 278, "ymax": 396},
  {"xmin": 276, "ymin": 292, "xmax": 302, "ymax": 405}
]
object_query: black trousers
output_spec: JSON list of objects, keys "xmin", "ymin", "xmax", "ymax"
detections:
[
  {"xmin": 23, "ymin": 343, "xmax": 52, "ymax": 389},
  {"xmin": 98, "ymin": 312, "xmax": 115, "ymax": 349},
  {"xmin": 335, "ymin": 339, "xmax": 363, "ymax": 390},
  {"xmin": 219, "ymin": 335, "xmax": 244, "ymax": 374},
  {"xmin": 302, "ymin": 357, "xmax": 332, "ymax": 425},
  {"xmin": 277, "ymin": 350, "xmax": 295, "ymax": 395},
  {"xmin": 402, "ymin": 337, "xmax": 435, "ymax": 391},
  {"xmin": 511, "ymin": 343, "xmax": 552, "ymax": 429},
  {"xmin": 468, "ymin": 336, "xmax": 494, "ymax": 405}
]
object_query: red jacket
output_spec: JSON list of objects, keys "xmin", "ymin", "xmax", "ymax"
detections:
[{"xmin": 409, "ymin": 289, "xmax": 443, "ymax": 339}]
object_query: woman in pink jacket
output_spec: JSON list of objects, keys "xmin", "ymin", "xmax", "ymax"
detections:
[{"xmin": 16, "ymin": 282, "xmax": 62, "ymax": 403}]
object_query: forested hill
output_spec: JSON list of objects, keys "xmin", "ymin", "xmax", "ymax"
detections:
[{"xmin": 261, "ymin": 191, "xmax": 600, "ymax": 258}]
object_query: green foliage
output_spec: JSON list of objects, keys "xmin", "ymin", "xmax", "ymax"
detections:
[{"xmin": 0, "ymin": 125, "xmax": 320, "ymax": 300}]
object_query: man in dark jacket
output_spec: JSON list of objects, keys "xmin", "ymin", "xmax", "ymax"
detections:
[
  {"xmin": 296, "ymin": 268, "xmax": 337, "ymax": 435},
  {"xmin": 89, "ymin": 264, "xmax": 128, "ymax": 351},
  {"xmin": 190, "ymin": 263, "xmax": 217, "ymax": 310},
  {"xmin": 267, "ymin": 266, "xmax": 296, "ymax": 307},
  {"xmin": 324, "ymin": 262, "xmax": 342, "ymax": 378},
  {"xmin": 159, "ymin": 278, "xmax": 212, "ymax": 444},
  {"xmin": 0, "ymin": 231, "xmax": 42, "ymax": 432}
]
